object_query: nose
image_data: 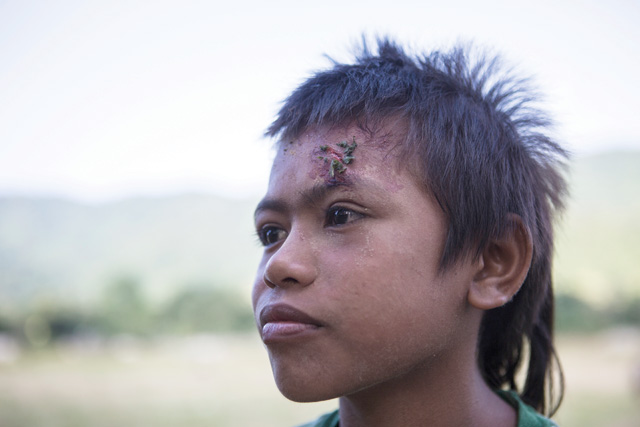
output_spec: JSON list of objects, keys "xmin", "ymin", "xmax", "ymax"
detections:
[{"xmin": 263, "ymin": 229, "xmax": 317, "ymax": 289}]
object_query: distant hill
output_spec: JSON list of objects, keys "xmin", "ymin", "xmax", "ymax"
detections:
[
  {"xmin": 0, "ymin": 150, "xmax": 638, "ymax": 308},
  {"xmin": 0, "ymin": 194, "xmax": 262, "ymax": 307},
  {"xmin": 554, "ymin": 150, "xmax": 640, "ymax": 303}
]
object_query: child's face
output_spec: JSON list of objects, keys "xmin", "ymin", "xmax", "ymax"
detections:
[{"xmin": 252, "ymin": 125, "xmax": 478, "ymax": 402}]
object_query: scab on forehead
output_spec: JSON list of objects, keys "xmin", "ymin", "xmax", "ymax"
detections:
[{"xmin": 311, "ymin": 137, "xmax": 358, "ymax": 184}]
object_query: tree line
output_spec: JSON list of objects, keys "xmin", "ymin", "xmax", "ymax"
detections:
[{"xmin": 0, "ymin": 277, "xmax": 255, "ymax": 348}]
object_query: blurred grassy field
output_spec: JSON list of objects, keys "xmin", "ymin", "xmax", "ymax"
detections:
[{"xmin": 0, "ymin": 330, "xmax": 638, "ymax": 427}]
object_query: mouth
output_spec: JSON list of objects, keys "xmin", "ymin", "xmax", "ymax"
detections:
[{"xmin": 259, "ymin": 304, "xmax": 323, "ymax": 343}]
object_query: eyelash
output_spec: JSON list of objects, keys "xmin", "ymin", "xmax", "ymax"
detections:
[
  {"xmin": 325, "ymin": 206, "xmax": 363, "ymax": 227},
  {"xmin": 256, "ymin": 226, "xmax": 287, "ymax": 247},
  {"xmin": 255, "ymin": 206, "xmax": 364, "ymax": 247}
]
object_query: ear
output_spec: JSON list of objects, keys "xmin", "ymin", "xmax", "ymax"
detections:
[{"xmin": 468, "ymin": 214, "xmax": 533, "ymax": 310}]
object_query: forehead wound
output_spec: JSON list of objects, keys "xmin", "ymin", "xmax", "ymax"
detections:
[{"xmin": 313, "ymin": 137, "xmax": 358, "ymax": 183}]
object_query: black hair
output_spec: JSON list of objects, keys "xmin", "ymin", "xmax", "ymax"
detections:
[{"xmin": 266, "ymin": 38, "xmax": 567, "ymax": 416}]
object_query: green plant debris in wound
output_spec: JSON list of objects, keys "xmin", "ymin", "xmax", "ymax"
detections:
[
  {"xmin": 337, "ymin": 137, "xmax": 357, "ymax": 156},
  {"xmin": 329, "ymin": 159, "xmax": 347, "ymax": 177},
  {"xmin": 318, "ymin": 137, "xmax": 358, "ymax": 177}
]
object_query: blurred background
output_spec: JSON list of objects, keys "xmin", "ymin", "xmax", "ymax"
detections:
[{"xmin": 0, "ymin": 1, "xmax": 639, "ymax": 426}]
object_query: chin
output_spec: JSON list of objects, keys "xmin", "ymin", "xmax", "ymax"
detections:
[
  {"xmin": 272, "ymin": 365, "xmax": 344, "ymax": 403},
  {"xmin": 275, "ymin": 377, "xmax": 338, "ymax": 403},
  {"xmin": 281, "ymin": 390, "xmax": 330, "ymax": 403}
]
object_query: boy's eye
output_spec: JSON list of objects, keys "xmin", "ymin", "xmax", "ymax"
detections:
[
  {"xmin": 257, "ymin": 226, "xmax": 287, "ymax": 246},
  {"xmin": 326, "ymin": 207, "xmax": 363, "ymax": 226}
]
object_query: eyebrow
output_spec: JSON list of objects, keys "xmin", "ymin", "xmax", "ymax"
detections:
[{"xmin": 254, "ymin": 180, "xmax": 356, "ymax": 219}]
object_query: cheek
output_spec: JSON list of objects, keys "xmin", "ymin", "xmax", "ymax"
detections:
[
  {"xmin": 360, "ymin": 229, "xmax": 442, "ymax": 288},
  {"xmin": 336, "ymin": 230, "xmax": 454, "ymax": 336}
]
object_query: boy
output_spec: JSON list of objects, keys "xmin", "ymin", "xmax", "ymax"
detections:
[{"xmin": 252, "ymin": 38, "xmax": 566, "ymax": 426}]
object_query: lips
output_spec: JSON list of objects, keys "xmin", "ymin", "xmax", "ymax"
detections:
[{"xmin": 259, "ymin": 304, "xmax": 322, "ymax": 343}]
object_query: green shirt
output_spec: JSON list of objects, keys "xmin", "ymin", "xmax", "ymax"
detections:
[
  {"xmin": 297, "ymin": 390, "xmax": 557, "ymax": 427},
  {"xmin": 496, "ymin": 390, "xmax": 558, "ymax": 427}
]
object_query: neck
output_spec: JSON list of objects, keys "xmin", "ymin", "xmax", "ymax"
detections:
[{"xmin": 337, "ymin": 340, "xmax": 516, "ymax": 427}]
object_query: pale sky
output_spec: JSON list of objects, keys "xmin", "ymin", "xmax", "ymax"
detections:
[{"xmin": 1, "ymin": 0, "xmax": 638, "ymax": 202}]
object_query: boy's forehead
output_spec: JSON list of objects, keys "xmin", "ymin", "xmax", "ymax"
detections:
[
  {"xmin": 275, "ymin": 128, "xmax": 373, "ymax": 182},
  {"xmin": 267, "ymin": 125, "xmax": 415, "ymax": 198}
]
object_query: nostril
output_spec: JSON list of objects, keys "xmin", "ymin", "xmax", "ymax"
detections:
[
  {"xmin": 263, "ymin": 274, "xmax": 277, "ymax": 289},
  {"xmin": 264, "ymin": 273, "xmax": 302, "ymax": 289}
]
